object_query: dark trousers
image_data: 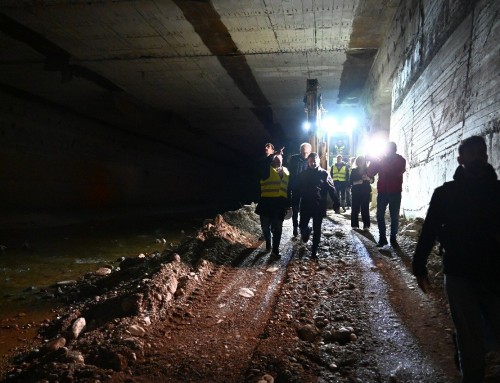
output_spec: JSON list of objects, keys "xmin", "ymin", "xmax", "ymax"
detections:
[
  {"xmin": 291, "ymin": 190, "xmax": 301, "ymax": 229},
  {"xmin": 351, "ymin": 190, "xmax": 371, "ymax": 228},
  {"xmin": 445, "ymin": 275, "xmax": 500, "ymax": 383},
  {"xmin": 299, "ymin": 212, "xmax": 323, "ymax": 252},
  {"xmin": 376, "ymin": 192, "xmax": 401, "ymax": 240},
  {"xmin": 259, "ymin": 215, "xmax": 283, "ymax": 251},
  {"xmin": 334, "ymin": 181, "xmax": 347, "ymax": 209}
]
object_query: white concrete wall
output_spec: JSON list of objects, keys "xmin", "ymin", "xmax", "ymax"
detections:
[{"xmin": 366, "ymin": 0, "xmax": 499, "ymax": 218}]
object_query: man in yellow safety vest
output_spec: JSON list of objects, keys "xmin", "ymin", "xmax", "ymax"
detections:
[
  {"xmin": 330, "ymin": 155, "xmax": 350, "ymax": 212},
  {"xmin": 255, "ymin": 152, "xmax": 290, "ymax": 258}
]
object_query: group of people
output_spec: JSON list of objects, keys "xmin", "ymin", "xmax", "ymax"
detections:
[
  {"xmin": 256, "ymin": 140, "xmax": 407, "ymax": 258},
  {"xmin": 257, "ymin": 142, "xmax": 340, "ymax": 259},
  {"xmin": 257, "ymin": 136, "xmax": 499, "ymax": 383}
]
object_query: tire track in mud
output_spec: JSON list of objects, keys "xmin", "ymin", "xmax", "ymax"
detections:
[
  {"xmin": 130, "ymin": 224, "xmax": 297, "ymax": 383},
  {"xmin": 122, "ymin": 214, "xmax": 460, "ymax": 383}
]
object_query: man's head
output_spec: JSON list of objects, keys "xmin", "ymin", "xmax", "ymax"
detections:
[
  {"xmin": 458, "ymin": 136, "xmax": 488, "ymax": 177},
  {"xmin": 307, "ymin": 152, "xmax": 319, "ymax": 169},
  {"xmin": 355, "ymin": 155, "xmax": 367, "ymax": 168},
  {"xmin": 385, "ymin": 142, "xmax": 397, "ymax": 156},
  {"xmin": 300, "ymin": 142, "xmax": 312, "ymax": 159},
  {"xmin": 265, "ymin": 143, "xmax": 274, "ymax": 157},
  {"xmin": 336, "ymin": 155, "xmax": 343, "ymax": 164},
  {"xmin": 271, "ymin": 154, "xmax": 283, "ymax": 168}
]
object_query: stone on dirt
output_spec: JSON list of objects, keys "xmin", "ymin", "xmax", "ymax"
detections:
[
  {"xmin": 297, "ymin": 324, "xmax": 318, "ymax": 342},
  {"xmin": 257, "ymin": 373, "xmax": 274, "ymax": 383},
  {"xmin": 71, "ymin": 317, "xmax": 86, "ymax": 339},
  {"xmin": 95, "ymin": 267, "xmax": 112, "ymax": 276},
  {"xmin": 128, "ymin": 324, "xmax": 146, "ymax": 337},
  {"xmin": 239, "ymin": 288, "xmax": 255, "ymax": 298},
  {"xmin": 44, "ymin": 336, "xmax": 66, "ymax": 352}
]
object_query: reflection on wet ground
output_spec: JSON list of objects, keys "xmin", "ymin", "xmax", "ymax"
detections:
[
  {"xmin": 352, "ymin": 232, "xmax": 456, "ymax": 382},
  {"xmin": 0, "ymin": 212, "xmax": 205, "ymax": 357}
]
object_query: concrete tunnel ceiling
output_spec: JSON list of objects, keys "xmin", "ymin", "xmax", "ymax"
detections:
[{"xmin": 0, "ymin": 0, "xmax": 398, "ymax": 163}]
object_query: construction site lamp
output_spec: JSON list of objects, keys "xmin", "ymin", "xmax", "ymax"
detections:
[
  {"xmin": 321, "ymin": 117, "xmax": 338, "ymax": 136},
  {"xmin": 342, "ymin": 116, "xmax": 357, "ymax": 131},
  {"xmin": 303, "ymin": 121, "xmax": 311, "ymax": 131},
  {"xmin": 362, "ymin": 136, "xmax": 387, "ymax": 159}
]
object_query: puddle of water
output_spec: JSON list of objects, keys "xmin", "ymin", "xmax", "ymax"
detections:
[
  {"xmin": 0, "ymin": 215, "xmax": 205, "ymax": 317},
  {"xmin": 0, "ymin": 212, "xmax": 209, "ymax": 360}
]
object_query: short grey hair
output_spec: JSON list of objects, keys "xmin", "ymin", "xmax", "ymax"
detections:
[{"xmin": 300, "ymin": 142, "xmax": 312, "ymax": 150}]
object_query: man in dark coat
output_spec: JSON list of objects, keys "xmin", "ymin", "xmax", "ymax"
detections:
[
  {"xmin": 297, "ymin": 152, "xmax": 340, "ymax": 259},
  {"xmin": 412, "ymin": 135, "xmax": 500, "ymax": 383},
  {"xmin": 288, "ymin": 142, "xmax": 312, "ymax": 237},
  {"xmin": 367, "ymin": 141, "xmax": 406, "ymax": 247}
]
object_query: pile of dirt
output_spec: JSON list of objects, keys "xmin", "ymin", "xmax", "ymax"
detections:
[{"xmin": 1, "ymin": 207, "xmax": 259, "ymax": 383}]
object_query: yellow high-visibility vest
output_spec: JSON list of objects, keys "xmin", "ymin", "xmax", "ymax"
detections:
[
  {"xmin": 331, "ymin": 164, "xmax": 348, "ymax": 181},
  {"xmin": 260, "ymin": 167, "xmax": 289, "ymax": 198}
]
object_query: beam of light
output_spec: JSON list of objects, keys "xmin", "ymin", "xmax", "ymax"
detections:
[
  {"xmin": 321, "ymin": 117, "xmax": 338, "ymax": 136},
  {"xmin": 342, "ymin": 116, "xmax": 357, "ymax": 132},
  {"xmin": 303, "ymin": 121, "xmax": 311, "ymax": 131},
  {"xmin": 361, "ymin": 136, "xmax": 387, "ymax": 160}
]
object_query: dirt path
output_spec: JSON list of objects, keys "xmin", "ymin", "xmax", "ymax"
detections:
[
  {"xmin": 129, "ymin": 245, "xmax": 291, "ymax": 382},
  {"xmin": 103, "ymin": 214, "xmax": 461, "ymax": 383},
  {"xmin": 3, "ymin": 208, "xmax": 485, "ymax": 383}
]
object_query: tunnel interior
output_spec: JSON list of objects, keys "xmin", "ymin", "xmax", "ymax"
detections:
[{"xmin": 0, "ymin": 0, "xmax": 498, "ymax": 224}]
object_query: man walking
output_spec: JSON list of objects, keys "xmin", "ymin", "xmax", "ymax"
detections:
[
  {"xmin": 367, "ymin": 141, "xmax": 406, "ymax": 247},
  {"xmin": 288, "ymin": 142, "xmax": 312, "ymax": 237},
  {"xmin": 330, "ymin": 154, "xmax": 350, "ymax": 212},
  {"xmin": 297, "ymin": 152, "xmax": 340, "ymax": 259},
  {"xmin": 412, "ymin": 135, "xmax": 500, "ymax": 383},
  {"xmin": 255, "ymin": 153, "xmax": 290, "ymax": 258}
]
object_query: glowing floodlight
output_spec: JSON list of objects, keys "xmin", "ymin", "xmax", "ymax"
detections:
[
  {"xmin": 342, "ymin": 116, "xmax": 357, "ymax": 131},
  {"xmin": 321, "ymin": 117, "xmax": 338, "ymax": 136},
  {"xmin": 303, "ymin": 121, "xmax": 311, "ymax": 131},
  {"xmin": 362, "ymin": 136, "xmax": 387, "ymax": 159}
]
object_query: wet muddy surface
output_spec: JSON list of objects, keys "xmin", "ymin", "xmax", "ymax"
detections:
[{"xmin": 0, "ymin": 206, "xmax": 498, "ymax": 382}]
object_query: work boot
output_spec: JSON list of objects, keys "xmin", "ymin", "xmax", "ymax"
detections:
[
  {"xmin": 301, "ymin": 227, "xmax": 311, "ymax": 243},
  {"xmin": 265, "ymin": 239, "xmax": 271, "ymax": 251},
  {"xmin": 390, "ymin": 237, "xmax": 398, "ymax": 246},
  {"xmin": 376, "ymin": 238, "xmax": 388, "ymax": 247},
  {"xmin": 272, "ymin": 242, "xmax": 280, "ymax": 257}
]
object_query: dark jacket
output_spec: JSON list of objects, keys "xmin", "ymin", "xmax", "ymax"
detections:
[
  {"xmin": 349, "ymin": 167, "xmax": 372, "ymax": 195},
  {"xmin": 412, "ymin": 164, "xmax": 500, "ymax": 282},
  {"xmin": 258, "ymin": 154, "xmax": 274, "ymax": 180},
  {"xmin": 368, "ymin": 153, "xmax": 406, "ymax": 193},
  {"xmin": 298, "ymin": 166, "xmax": 340, "ymax": 217},
  {"xmin": 288, "ymin": 154, "xmax": 309, "ymax": 190}
]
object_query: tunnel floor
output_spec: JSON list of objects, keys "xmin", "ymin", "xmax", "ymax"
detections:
[{"xmin": 2, "ymin": 208, "xmax": 499, "ymax": 382}]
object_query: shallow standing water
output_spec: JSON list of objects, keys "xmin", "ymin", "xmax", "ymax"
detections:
[{"xmin": 0, "ymin": 211, "xmax": 209, "ymax": 359}]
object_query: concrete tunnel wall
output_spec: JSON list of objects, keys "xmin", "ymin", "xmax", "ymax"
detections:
[
  {"xmin": 0, "ymin": 88, "xmax": 254, "ymax": 222},
  {"xmin": 368, "ymin": 0, "xmax": 500, "ymax": 219}
]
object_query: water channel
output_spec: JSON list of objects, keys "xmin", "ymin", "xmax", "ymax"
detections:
[{"xmin": 0, "ymin": 207, "xmax": 221, "ymax": 358}]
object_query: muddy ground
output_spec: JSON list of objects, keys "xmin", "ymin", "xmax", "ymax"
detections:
[{"xmin": 1, "ymin": 205, "xmax": 499, "ymax": 383}]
